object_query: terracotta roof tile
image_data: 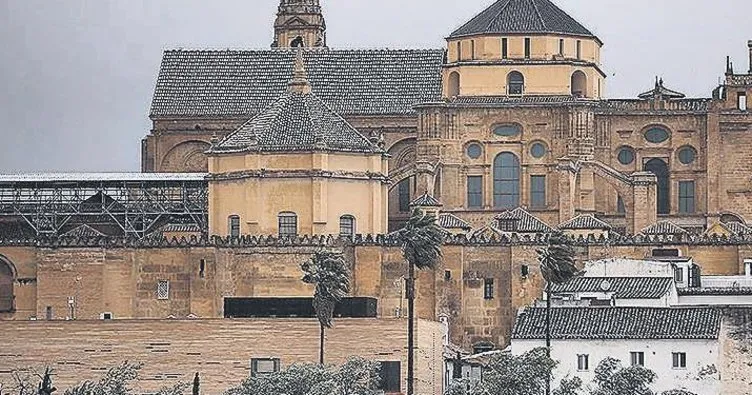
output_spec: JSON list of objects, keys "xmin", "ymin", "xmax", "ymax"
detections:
[
  {"xmin": 551, "ymin": 277, "xmax": 674, "ymax": 299},
  {"xmin": 512, "ymin": 307, "xmax": 721, "ymax": 340},
  {"xmin": 495, "ymin": 207, "xmax": 554, "ymax": 233},
  {"xmin": 439, "ymin": 213, "xmax": 471, "ymax": 230},
  {"xmin": 641, "ymin": 220, "xmax": 688, "ymax": 235},
  {"xmin": 559, "ymin": 214, "xmax": 612, "ymax": 230}
]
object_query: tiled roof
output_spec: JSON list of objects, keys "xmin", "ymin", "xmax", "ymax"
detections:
[
  {"xmin": 512, "ymin": 307, "xmax": 721, "ymax": 340},
  {"xmin": 551, "ymin": 277, "xmax": 674, "ymax": 299},
  {"xmin": 641, "ymin": 220, "xmax": 688, "ymax": 235},
  {"xmin": 723, "ymin": 221, "xmax": 752, "ymax": 235},
  {"xmin": 411, "ymin": 193, "xmax": 442, "ymax": 207},
  {"xmin": 449, "ymin": 0, "xmax": 598, "ymax": 42},
  {"xmin": 439, "ymin": 213, "xmax": 471, "ymax": 230},
  {"xmin": 150, "ymin": 49, "xmax": 444, "ymax": 118},
  {"xmin": 638, "ymin": 79, "xmax": 686, "ymax": 100},
  {"xmin": 162, "ymin": 224, "xmax": 202, "ymax": 233},
  {"xmin": 61, "ymin": 225, "xmax": 105, "ymax": 237},
  {"xmin": 495, "ymin": 207, "xmax": 554, "ymax": 233},
  {"xmin": 212, "ymin": 91, "xmax": 380, "ymax": 154},
  {"xmin": 678, "ymin": 287, "xmax": 752, "ymax": 296},
  {"xmin": 559, "ymin": 214, "xmax": 611, "ymax": 230}
]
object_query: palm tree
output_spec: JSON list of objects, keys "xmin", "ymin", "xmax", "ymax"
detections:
[
  {"xmin": 537, "ymin": 231, "xmax": 580, "ymax": 395},
  {"xmin": 395, "ymin": 208, "xmax": 444, "ymax": 395},
  {"xmin": 301, "ymin": 250, "xmax": 351, "ymax": 365}
]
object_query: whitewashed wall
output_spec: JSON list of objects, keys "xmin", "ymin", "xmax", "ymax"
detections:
[{"xmin": 511, "ymin": 338, "xmax": 720, "ymax": 394}]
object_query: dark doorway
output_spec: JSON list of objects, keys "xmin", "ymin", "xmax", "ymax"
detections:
[{"xmin": 644, "ymin": 158, "xmax": 670, "ymax": 214}]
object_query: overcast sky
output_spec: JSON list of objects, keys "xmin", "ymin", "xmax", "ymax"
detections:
[{"xmin": 0, "ymin": 0, "xmax": 750, "ymax": 173}]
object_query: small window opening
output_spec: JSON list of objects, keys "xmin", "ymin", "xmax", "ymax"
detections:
[
  {"xmin": 674, "ymin": 267, "xmax": 684, "ymax": 283},
  {"xmin": 501, "ymin": 38, "xmax": 508, "ymax": 59},
  {"xmin": 46, "ymin": 306, "xmax": 53, "ymax": 320},
  {"xmin": 251, "ymin": 358, "xmax": 280, "ymax": 377},
  {"xmin": 228, "ymin": 215, "xmax": 240, "ymax": 238},
  {"xmin": 444, "ymin": 270, "xmax": 452, "ymax": 281},
  {"xmin": 672, "ymin": 352, "xmax": 687, "ymax": 369},
  {"xmin": 157, "ymin": 280, "xmax": 170, "ymax": 300},
  {"xmin": 471, "ymin": 40, "xmax": 476, "ymax": 60},
  {"xmin": 630, "ymin": 351, "xmax": 645, "ymax": 366},
  {"xmin": 483, "ymin": 278, "xmax": 494, "ymax": 300},
  {"xmin": 101, "ymin": 312, "xmax": 113, "ymax": 320},
  {"xmin": 559, "ymin": 39, "xmax": 564, "ymax": 55},
  {"xmin": 524, "ymin": 38, "xmax": 531, "ymax": 59},
  {"xmin": 576, "ymin": 40, "xmax": 582, "ymax": 59},
  {"xmin": 739, "ymin": 93, "xmax": 747, "ymax": 111},
  {"xmin": 199, "ymin": 259, "xmax": 206, "ymax": 278},
  {"xmin": 577, "ymin": 354, "xmax": 589, "ymax": 371},
  {"xmin": 521, "ymin": 265, "xmax": 530, "ymax": 278}
]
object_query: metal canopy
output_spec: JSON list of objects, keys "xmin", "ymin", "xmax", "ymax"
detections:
[{"xmin": 0, "ymin": 174, "xmax": 208, "ymax": 239}]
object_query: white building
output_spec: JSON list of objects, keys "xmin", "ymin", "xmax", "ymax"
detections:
[{"xmin": 511, "ymin": 307, "xmax": 722, "ymax": 395}]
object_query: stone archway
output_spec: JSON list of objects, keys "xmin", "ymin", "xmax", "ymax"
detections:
[
  {"xmin": 644, "ymin": 158, "xmax": 670, "ymax": 215},
  {"xmin": 160, "ymin": 141, "xmax": 211, "ymax": 173}
]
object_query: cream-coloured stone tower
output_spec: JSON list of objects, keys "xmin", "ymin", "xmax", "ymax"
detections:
[{"xmin": 272, "ymin": 0, "xmax": 327, "ymax": 48}]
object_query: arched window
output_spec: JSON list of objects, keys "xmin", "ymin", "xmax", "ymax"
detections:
[
  {"xmin": 493, "ymin": 152, "xmax": 520, "ymax": 209},
  {"xmin": 644, "ymin": 158, "xmax": 670, "ymax": 215},
  {"xmin": 0, "ymin": 257, "xmax": 14, "ymax": 312},
  {"xmin": 617, "ymin": 195, "xmax": 626, "ymax": 215},
  {"xmin": 340, "ymin": 215, "xmax": 356, "ymax": 237},
  {"xmin": 571, "ymin": 71, "xmax": 587, "ymax": 97},
  {"xmin": 448, "ymin": 72, "xmax": 460, "ymax": 97},
  {"xmin": 228, "ymin": 215, "xmax": 240, "ymax": 238},
  {"xmin": 507, "ymin": 71, "xmax": 524, "ymax": 95},
  {"xmin": 278, "ymin": 212, "xmax": 298, "ymax": 237}
]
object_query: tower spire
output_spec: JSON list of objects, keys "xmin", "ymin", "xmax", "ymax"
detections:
[
  {"xmin": 288, "ymin": 49, "xmax": 312, "ymax": 94},
  {"xmin": 272, "ymin": 0, "xmax": 327, "ymax": 48}
]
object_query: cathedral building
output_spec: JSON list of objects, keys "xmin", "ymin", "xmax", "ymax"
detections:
[{"xmin": 2, "ymin": 1, "xmax": 752, "ymax": 392}]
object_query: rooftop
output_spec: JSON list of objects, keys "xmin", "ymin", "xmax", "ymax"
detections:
[
  {"xmin": 559, "ymin": 214, "xmax": 612, "ymax": 230},
  {"xmin": 495, "ymin": 207, "xmax": 555, "ymax": 233},
  {"xmin": 551, "ymin": 277, "xmax": 674, "ymax": 299},
  {"xmin": 449, "ymin": 0, "xmax": 600, "ymax": 43},
  {"xmin": 150, "ymin": 49, "xmax": 444, "ymax": 118},
  {"xmin": 512, "ymin": 307, "xmax": 721, "ymax": 340}
]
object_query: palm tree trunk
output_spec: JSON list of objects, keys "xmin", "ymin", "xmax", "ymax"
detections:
[
  {"xmin": 545, "ymin": 281, "xmax": 551, "ymax": 395},
  {"xmin": 319, "ymin": 323, "xmax": 325, "ymax": 365},
  {"xmin": 407, "ymin": 263, "xmax": 416, "ymax": 395}
]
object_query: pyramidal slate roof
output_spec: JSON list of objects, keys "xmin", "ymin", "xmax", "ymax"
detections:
[
  {"xmin": 411, "ymin": 193, "xmax": 442, "ymax": 207},
  {"xmin": 495, "ymin": 207, "xmax": 555, "ymax": 233},
  {"xmin": 551, "ymin": 277, "xmax": 674, "ymax": 299},
  {"xmin": 559, "ymin": 214, "xmax": 611, "ymax": 230},
  {"xmin": 150, "ymin": 49, "xmax": 444, "ymax": 118},
  {"xmin": 638, "ymin": 78, "xmax": 686, "ymax": 100},
  {"xmin": 641, "ymin": 220, "xmax": 688, "ymax": 235},
  {"xmin": 512, "ymin": 307, "xmax": 721, "ymax": 340},
  {"xmin": 211, "ymin": 52, "xmax": 382, "ymax": 154},
  {"xmin": 439, "ymin": 213, "xmax": 472, "ymax": 230},
  {"xmin": 449, "ymin": 0, "xmax": 599, "ymax": 42}
]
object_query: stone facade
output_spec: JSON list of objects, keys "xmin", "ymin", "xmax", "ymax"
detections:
[
  {"xmin": 1, "ymin": 235, "xmax": 750, "ymax": 349},
  {"xmin": 0, "ymin": 318, "xmax": 444, "ymax": 395}
]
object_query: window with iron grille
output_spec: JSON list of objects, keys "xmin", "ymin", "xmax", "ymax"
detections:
[
  {"xmin": 228, "ymin": 215, "xmax": 240, "ymax": 237},
  {"xmin": 278, "ymin": 212, "xmax": 298, "ymax": 237},
  {"xmin": 630, "ymin": 351, "xmax": 645, "ymax": 366},
  {"xmin": 484, "ymin": 278, "xmax": 494, "ymax": 300},
  {"xmin": 398, "ymin": 179, "xmax": 411, "ymax": 213},
  {"xmin": 157, "ymin": 280, "xmax": 170, "ymax": 300},
  {"xmin": 530, "ymin": 175, "xmax": 546, "ymax": 209},
  {"xmin": 251, "ymin": 358, "xmax": 280, "ymax": 377},
  {"xmin": 577, "ymin": 354, "xmax": 589, "ymax": 371},
  {"xmin": 467, "ymin": 176, "xmax": 483, "ymax": 208},
  {"xmin": 339, "ymin": 215, "xmax": 355, "ymax": 237},
  {"xmin": 679, "ymin": 181, "xmax": 695, "ymax": 214},
  {"xmin": 672, "ymin": 352, "xmax": 687, "ymax": 369}
]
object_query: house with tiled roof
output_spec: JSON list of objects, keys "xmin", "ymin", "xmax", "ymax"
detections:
[
  {"xmin": 558, "ymin": 214, "xmax": 613, "ymax": 238},
  {"xmin": 547, "ymin": 277, "xmax": 677, "ymax": 307},
  {"xmin": 511, "ymin": 306, "xmax": 722, "ymax": 395}
]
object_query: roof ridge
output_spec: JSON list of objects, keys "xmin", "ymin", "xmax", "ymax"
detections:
[
  {"xmin": 529, "ymin": 0, "xmax": 547, "ymax": 30},
  {"xmin": 487, "ymin": 0, "xmax": 514, "ymax": 34}
]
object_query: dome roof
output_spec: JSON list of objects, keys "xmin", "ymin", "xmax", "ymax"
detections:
[{"xmin": 449, "ymin": 0, "xmax": 599, "ymax": 43}]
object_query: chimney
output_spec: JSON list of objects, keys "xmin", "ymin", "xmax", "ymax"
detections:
[{"xmin": 748, "ymin": 40, "xmax": 752, "ymax": 73}]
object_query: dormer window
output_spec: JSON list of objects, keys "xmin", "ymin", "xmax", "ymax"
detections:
[{"xmin": 507, "ymin": 71, "xmax": 525, "ymax": 95}]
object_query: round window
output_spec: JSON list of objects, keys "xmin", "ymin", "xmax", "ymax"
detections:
[
  {"xmin": 644, "ymin": 127, "xmax": 670, "ymax": 143},
  {"xmin": 466, "ymin": 144, "xmax": 482, "ymax": 159},
  {"xmin": 530, "ymin": 142, "xmax": 546, "ymax": 159},
  {"xmin": 617, "ymin": 147, "xmax": 635, "ymax": 165},
  {"xmin": 678, "ymin": 146, "xmax": 697, "ymax": 165},
  {"xmin": 493, "ymin": 124, "xmax": 522, "ymax": 137}
]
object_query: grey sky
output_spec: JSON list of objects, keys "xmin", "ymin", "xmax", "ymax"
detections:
[{"xmin": 0, "ymin": 0, "xmax": 750, "ymax": 172}]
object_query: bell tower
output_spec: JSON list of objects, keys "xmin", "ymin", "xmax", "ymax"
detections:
[{"xmin": 272, "ymin": 0, "xmax": 327, "ymax": 48}]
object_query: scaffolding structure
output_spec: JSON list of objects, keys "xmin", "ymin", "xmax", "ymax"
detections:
[{"xmin": 0, "ymin": 173, "xmax": 208, "ymax": 239}]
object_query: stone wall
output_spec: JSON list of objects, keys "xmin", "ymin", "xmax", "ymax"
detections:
[
  {"xmin": 1, "ymin": 235, "xmax": 750, "ymax": 349},
  {"xmin": 0, "ymin": 318, "xmax": 443, "ymax": 395}
]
